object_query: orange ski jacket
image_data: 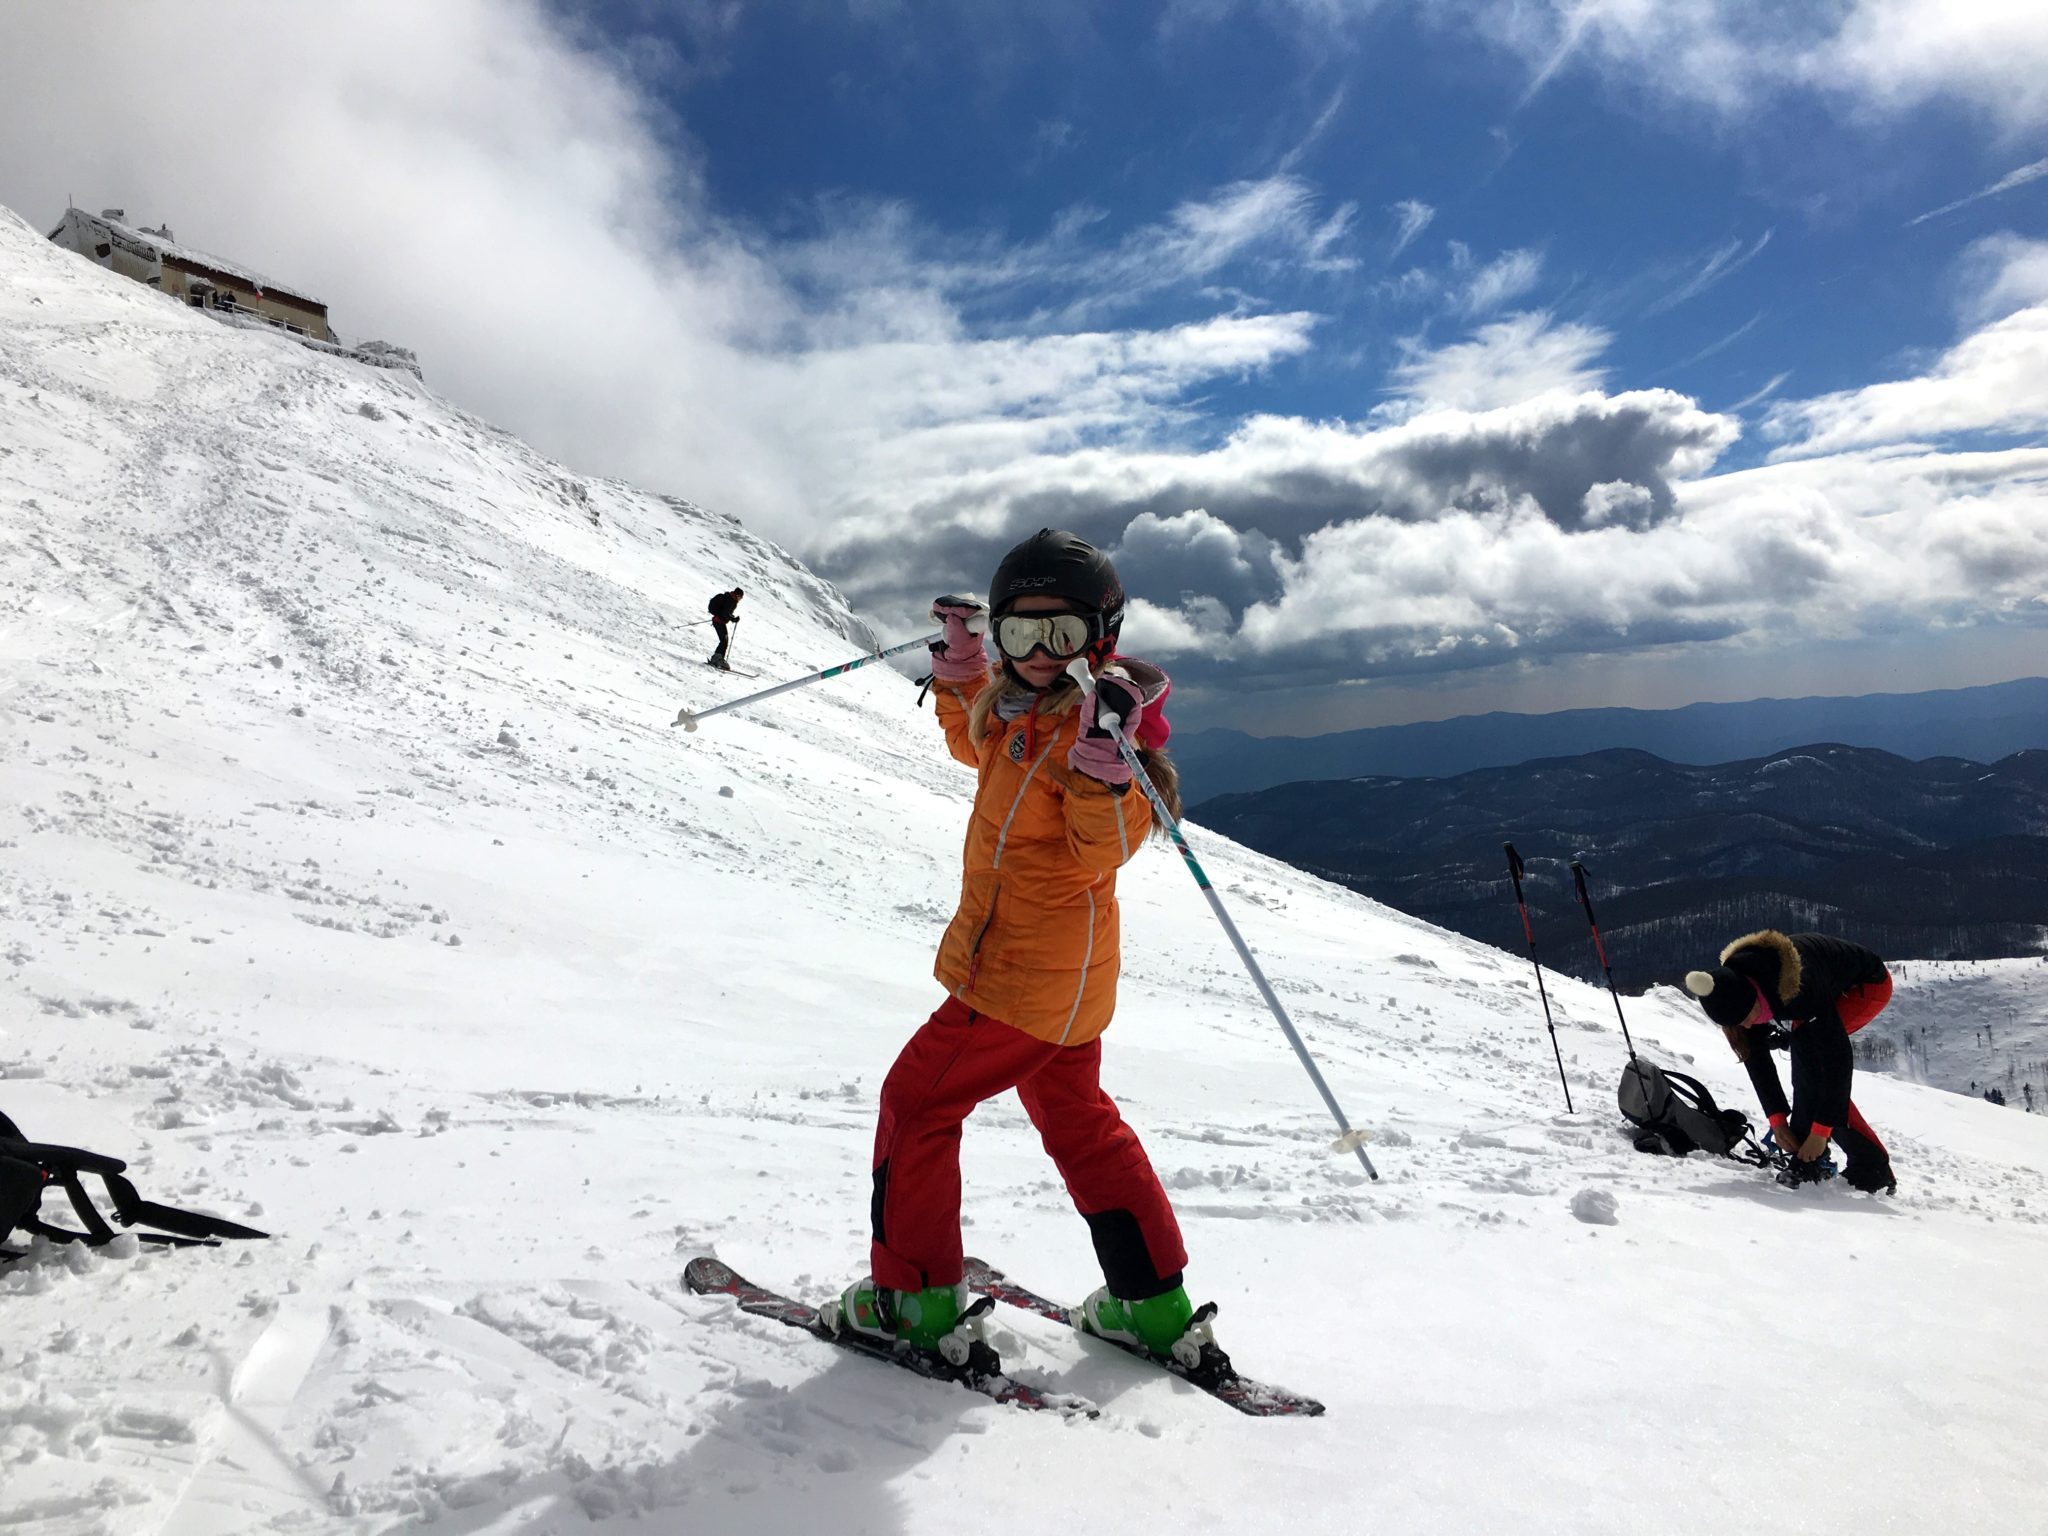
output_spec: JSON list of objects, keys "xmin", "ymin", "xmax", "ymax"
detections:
[{"xmin": 929, "ymin": 668, "xmax": 1153, "ymax": 1045}]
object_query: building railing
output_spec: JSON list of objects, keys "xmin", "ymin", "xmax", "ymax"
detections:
[{"xmin": 209, "ymin": 308, "xmax": 424, "ymax": 379}]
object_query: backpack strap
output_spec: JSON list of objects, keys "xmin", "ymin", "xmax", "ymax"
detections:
[{"xmin": 0, "ymin": 1133, "xmax": 268, "ymax": 1249}]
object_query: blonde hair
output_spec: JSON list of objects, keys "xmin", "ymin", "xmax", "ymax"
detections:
[{"xmin": 967, "ymin": 668, "xmax": 1183, "ymax": 827}]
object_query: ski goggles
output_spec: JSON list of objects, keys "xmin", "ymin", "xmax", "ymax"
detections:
[{"xmin": 993, "ymin": 611, "xmax": 1100, "ymax": 661}]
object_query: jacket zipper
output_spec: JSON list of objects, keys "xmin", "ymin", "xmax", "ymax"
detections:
[{"xmin": 963, "ymin": 716, "xmax": 1060, "ymax": 994}]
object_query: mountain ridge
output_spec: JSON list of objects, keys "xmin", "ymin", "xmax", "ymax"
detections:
[
  {"xmin": 1192, "ymin": 740, "xmax": 2048, "ymax": 991},
  {"xmin": 1173, "ymin": 676, "xmax": 2048, "ymax": 799}
]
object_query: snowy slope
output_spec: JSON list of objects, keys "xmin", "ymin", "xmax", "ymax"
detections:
[
  {"xmin": 4, "ymin": 200, "xmax": 2047, "ymax": 1536},
  {"xmin": 1864, "ymin": 957, "xmax": 2048, "ymax": 1111}
]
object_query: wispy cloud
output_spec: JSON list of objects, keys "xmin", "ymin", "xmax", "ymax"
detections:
[
  {"xmin": 1955, "ymin": 233, "xmax": 2048, "ymax": 326},
  {"xmin": 1025, "ymin": 116, "xmax": 1080, "ymax": 172},
  {"xmin": 1278, "ymin": 85, "xmax": 1348, "ymax": 174},
  {"xmin": 1664, "ymin": 311, "xmax": 1765, "ymax": 374},
  {"xmin": 1644, "ymin": 230, "xmax": 1773, "ymax": 317},
  {"xmin": 1907, "ymin": 155, "xmax": 2048, "ymax": 226},
  {"xmin": 1433, "ymin": 2, "xmax": 2048, "ymax": 136},
  {"xmin": 1367, "ymin": 240, "xmax": 1546, "ymax": 324},
  {"xmin": 1764, "ymin": 239, "xmax": 2048, "ymax": 454},
  {"xmin": 770, "ymin": 171, "xmax": 1354, "ymax": 330},
  {"xmin": 1306, "ymin": 201, "xmax": 1360, "ymax": 271},
  {"xmin": 1511, "ymin": 2, "xmax": 1594, "ymax": 112},
  {"xmin": 1388, "ymin": 198, "xmax": 1435, "ymax": 259},
  {"xmin": 1454, "ymin": 243, "xmax": 1544, "ymax": 316},
  {"xmin": 1728, "ymin": 370, "xmax": 1790, "ymax": 411}
]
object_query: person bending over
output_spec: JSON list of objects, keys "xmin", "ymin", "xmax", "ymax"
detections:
[{"xmin": 1685, "ymin": 930, "xmax": 1896, "ymax": 1193}]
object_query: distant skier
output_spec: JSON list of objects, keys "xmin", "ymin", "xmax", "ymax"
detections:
[
  {"xmin": 1685, "ymin": 931, "xmax": 1897, "ymax": 1193},
  {"xmin": 706, "ymin": 587, "xmax": 742, "ymax": 670},
  {"xmin": 821, "ymin": 529, "xmax": 1204, "ymax": 1368}
]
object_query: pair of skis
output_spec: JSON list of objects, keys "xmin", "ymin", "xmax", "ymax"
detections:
[{"xmin": 683, "ymin": 1256, "xmax": 1323, "ymax": 1419}]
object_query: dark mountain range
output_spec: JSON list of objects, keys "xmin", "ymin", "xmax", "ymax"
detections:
[
  {"xmin": 1174, "ymin": 676, "xmax": 2048, "ymax": 800},
  {"xmin": 1192, "ymin": 743, "xmax": 2048, "ymax": 991}
]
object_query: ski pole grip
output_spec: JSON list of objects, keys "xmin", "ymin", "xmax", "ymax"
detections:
[
  {"xmin": 1503, "ymin": 841, "xmax": 1525, "ymax": 894},
  {"xmin": 1064, "ymin": 658, "xmax": 1122, "ymax": 731},
  {"xmin": 1571, "ymin": 859, "xmax": 1591, "ymax": 910}
]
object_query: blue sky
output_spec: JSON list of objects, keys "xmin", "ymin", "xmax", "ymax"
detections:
[
  {"xmin": 4, "ymin": 1, "xmax": 2046, "ymax": 733},
  {"xmin": 647, "ymin": 0, "xmax": 2022, "ymax": 430}
]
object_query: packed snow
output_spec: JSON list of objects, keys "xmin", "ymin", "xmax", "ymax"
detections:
[{"xmin": 4, "ymin": 201, "xmax": 2047, "ymax": 1535}]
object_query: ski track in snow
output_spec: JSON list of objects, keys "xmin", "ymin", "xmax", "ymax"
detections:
[{"xmin": 4, "ymin": 201, "xmax": 2048, "ymax": 1534}]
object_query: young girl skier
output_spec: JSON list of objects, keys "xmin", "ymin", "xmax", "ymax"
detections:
[{"xmin": 822, "ymin": 529, "xmax": 1205, "ymax": 1369}]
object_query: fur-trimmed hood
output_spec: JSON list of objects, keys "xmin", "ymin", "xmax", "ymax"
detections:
[{"xmin": 1720, "ymin": 929, "xmax": 1802, "ymax": 1005}]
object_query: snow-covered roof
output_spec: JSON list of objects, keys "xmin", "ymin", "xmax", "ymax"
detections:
[{"xmin": 55, "ymin": 206, "xmax": 325, "ymax": 310}]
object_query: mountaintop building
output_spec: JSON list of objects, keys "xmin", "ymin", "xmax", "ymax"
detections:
[
  {"xmin": 46, "ymin": 206, "xmax": 419, "ymax": 377},
  {"xmin": 50, "ymin": 206, "xmax": 332, "ymax": 339}
]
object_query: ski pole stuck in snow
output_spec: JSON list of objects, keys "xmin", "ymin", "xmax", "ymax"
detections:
[
  {"xmin": 1504, "ymin": 842, "xmax": 1575, "ymax": 1113},
  {"xmin": 1065, "ymin": 658, "xmax": 1378, "ymax": 1180},
  {"xmin": 673, "ymin": 632, "xmax": 941, "ymax": 732},
  {"xmin": 1569, "ymin": 857, "xmax": 1640, "ymax": 1064}
]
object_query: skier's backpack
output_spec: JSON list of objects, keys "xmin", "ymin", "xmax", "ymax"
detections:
[
  {"xmin": 1, "ymin": 1139, "xmax": 40, "ymax": 1248},
  {"xmin": 1617, "ymin": 1060, "xmax": 1767, "ymax": 1163},
  {"xmin": 0, "ymin": 1110, "xmax": 269, "ymax": 1253}
]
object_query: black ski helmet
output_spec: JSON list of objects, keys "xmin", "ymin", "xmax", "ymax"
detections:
[{"xmin": 989, "ymin": 529, "xmax": 1125, "ymax": 666}]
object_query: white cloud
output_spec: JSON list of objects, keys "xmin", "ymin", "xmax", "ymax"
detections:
[
  {"xmin": 1388, "ymin": 199, "xmax": 1435, "ymax": 258},
  {"xmin": 1221, "ymin": 440, "xmax": 2048, "ymax": 678},
  {"xmin": 1665, "ymin": 310, "xmax": 1765, "ymax": 373},
  {"xmin": 1389, "ymin": 311, "xmax": 1610, "ymax": 410},
  {"xmin": 1439, "ymin": 242, "xmax": 1546, "ymax": 317},
  {"xmin": 1906, "ymin": 155, "xmax": 2048, "ymax": 226},
  {"xmin": 773, "ymin": 172, "xmax": 1357, "ymax": 328},
  {"xmin": 1829, "ymin": 0, "xmax": 2048, "ymax": 134},
  {"xmin": 0, "ymin": 2, "xmax": 1331, "ymax": 561},
  {"xmin": 1439, "ymin": 1, "xmax": 2048, "ymax": 134},
  {"xmin": 1115, "ymin": 509, "xmax": 1286, "ymax": 611},
  {"xmin": 1953, "ymin": 234, "xmax": 2048, "ymax": 326},
  {"xmin": 1367, "ymin": 240, "xmax": 1547, "ymax": 323},
  {"xmin": 1581, "ymin": 480, "xmax": 1657, "ymax": 528},
  {"xmin": 1727, "ymin": 370, "xmax": 1791, "ymax": 411},
  {"xmin": 1764, "ymin": 305, "xmax": 2048, "ymax": 457},
  {"xmin": 7, "ymin": 0, "xmax": 2043, "ymax": 714},
  {"xmin": 820, "ymin": 380, "xmax": 1741, "ymax": 638},
  {"xmin": 1644, "ymin": 230, "xmax": 1773, "ymax": 317},
  {"xmin": 1459, "ymin": 247, "xmax": 1545, "ymax": 316}
]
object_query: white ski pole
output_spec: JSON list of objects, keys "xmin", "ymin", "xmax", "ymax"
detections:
[
  {"xmin": 673, "ymin": 633, "xmax": 941, "ymax": 732},
  {"xmin": 1066, "ymin": 660, "xmax": 1378, "ymax": 1180}
]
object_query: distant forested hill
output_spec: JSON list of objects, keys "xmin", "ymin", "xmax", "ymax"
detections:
[{"xmin": 1192, "ymin": 743, "xmax": 2048, "ymax": 989}]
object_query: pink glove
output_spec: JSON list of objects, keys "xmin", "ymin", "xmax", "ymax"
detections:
[
  {"xmin": 928, "ymin": 596, "xmax": 988, "ymax": 682},
  {"xmin": 1067, "ymin": 660, "xmax": 1170, "ymax": 785}
]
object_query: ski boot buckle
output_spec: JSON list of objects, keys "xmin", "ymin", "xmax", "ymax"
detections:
[
  {"xmin": 937, "ymin": 1294, "xmax": 1000, "ymax": 1374},
  {"xmin": 1168, "ymin": 1301, "xmax": 1236, "ymax": 1387}
]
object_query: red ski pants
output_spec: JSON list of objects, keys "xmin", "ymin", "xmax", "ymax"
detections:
[
  {"xmin": 1836, "ymin": 973, "xmax": 1894, "ymax": 1163},
  {"xmin": 869, "ymin": 997, "xmax": 1188, "ymax": 1298},
  {"xmin": 1838, "ymin": 974, "xmax": 1892, "ymax": 1035}
]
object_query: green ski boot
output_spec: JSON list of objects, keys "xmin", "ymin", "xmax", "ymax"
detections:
[
  {"xmin": 1076, "ymin": 1283, "xmax": 1211, "ymax": 1365},
  {"xmin": 822, "ymin": 1276, "xmax": 984, "ymax": 1364}
]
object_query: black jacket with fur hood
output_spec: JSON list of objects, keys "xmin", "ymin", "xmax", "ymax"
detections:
[{"xmin": 1721, "ymin": 931, "xmax": 1887, "ymax": 1135}]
